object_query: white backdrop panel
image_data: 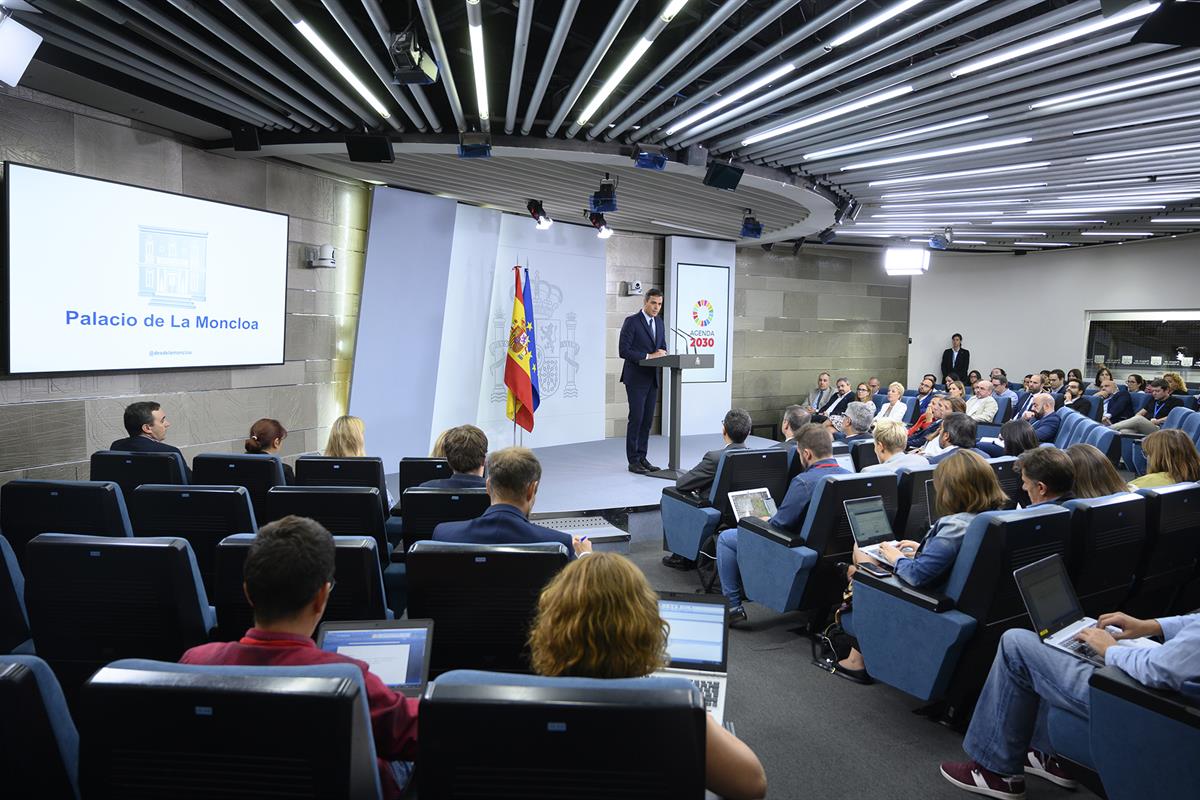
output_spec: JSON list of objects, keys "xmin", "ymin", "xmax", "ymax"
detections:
[
  {"xmin": 474, "ymin": 217, "xmax": 606, "ymax": 449},
  {"xmin": 674, "ymin": 262, "xmax": 731, "ymax": 383}
]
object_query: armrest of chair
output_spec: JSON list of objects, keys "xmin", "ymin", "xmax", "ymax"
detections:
[
  {"xmin": 1090, "ymin": 667, "xmax": 1200, "ymax": 727},
  {"xmin": 853, "ymin": 570, "xmax": 954, "ymax": 612},
  {"xmin": 1118, "ymin": 431, "xmax": 1147, "ymax": 441},
  {"xmin": 738, "ymin": 515, "xmax": 803, "ymax": 547},
  {"xmin": 389, "ymin": 503, "xmax": 401, "ymax": 517},
  {"xmin": 662, "ymin": 486, "xmax": 707, "ymax": 508}
]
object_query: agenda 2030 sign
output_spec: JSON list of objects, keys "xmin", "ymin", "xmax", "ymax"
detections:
[{"xmin": 676, "ymin": 263, "xmax": 729, "ymax": 383}]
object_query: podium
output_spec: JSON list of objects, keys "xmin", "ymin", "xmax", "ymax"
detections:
[{"xmin": 639, "ymin": 353, "xmax": 715, "ymax": 480}]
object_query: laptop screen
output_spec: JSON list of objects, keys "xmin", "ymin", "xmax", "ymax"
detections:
[
  {"xmin": 834, "ymin": 454, "xmax": 855, "ymax": 472},
  {"xmin": 924, "ymin": 479, "xmax": 938, "ymax": 522},
  {"xmin": 727, "ymin": 488, "xmax": 777, "ymax": 522},
  {"xmin": 1015, "ymin": 555, "xmax": 1084, "ymax": 638},
  {"xmin": 659, "ymin": 597, "xmax": 727, "ymax": 671},
  {"xmin": 319, "ymin": 625, "xmax": 431, "ymax": 690},
  {"xmin": 843, "ymin": 496, "xmax": 893, "ymax": 547}
]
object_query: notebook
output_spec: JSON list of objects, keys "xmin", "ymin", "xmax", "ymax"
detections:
[
  {"xmin": 316, "ymin": 619, "xmax": 434, "ymax": 697},
  {"xmin": 726, "ymin": 487, "xmax": 778, "ymax": 523},
  {"xmin": 1014, "ymin": 555, "xmax": 1106, "ymax": 666},
  {"xmin": 654, "ymin": 592, "xmax": 729, "ymax": 725}
]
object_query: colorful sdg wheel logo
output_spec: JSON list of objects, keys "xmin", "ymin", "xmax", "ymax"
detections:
[{"xmin": 692, "ymin": 299, "xmax": 715, "ymax": 328}]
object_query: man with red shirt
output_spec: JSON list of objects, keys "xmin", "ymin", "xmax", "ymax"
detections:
[{"xmin": 181, "ymin": 516, "xmax": 418, "ymax": 798}]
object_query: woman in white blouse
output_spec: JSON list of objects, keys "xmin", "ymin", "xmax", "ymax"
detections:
[{"xmin": 874, "ymin": 381, "xmax": 909, "ymax": 422}]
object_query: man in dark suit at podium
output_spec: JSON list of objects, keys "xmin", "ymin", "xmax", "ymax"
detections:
[
  {"xmin": 109, "ymin": 400, "xmax": 191, "ymax": 479},
  {"xmin": 941, "ymin": 333, "xmax": 970, "ymax": 382},
  {"xmin": 618, "ymin": 288, "xmax": 668, "ymax": 474}
]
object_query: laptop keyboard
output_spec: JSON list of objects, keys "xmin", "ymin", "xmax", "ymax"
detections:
[
  {"xmin": 692, "ymin": 678, "xmax": 722, "ymax": 710},
  {"xmin": 1064, "ymin": 638, "xmax": 1100, "ymax": 659}
]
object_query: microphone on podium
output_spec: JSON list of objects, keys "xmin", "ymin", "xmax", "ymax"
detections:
[{"xmin": 669, "ymin": 326, "xmax": 693, "ymax": 355}]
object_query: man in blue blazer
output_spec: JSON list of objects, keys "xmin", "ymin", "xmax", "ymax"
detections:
[
  {"xmin": 432, "ymin": 447, "xmax": 589, "ymax": 559},
  {"xmin": 1029, "ymin": 394, "xmax": 1062, "ymax": 443},
  {"xmin": 618, "ymin": 289, "xmax": 669, "ymax": 474},
  {"xmin": 421, "ymin": 424, "xmax": 488, "ymax": 489},
  {"xmin": 1097, "ymin": 378, "xmax": 1134, "ymax": 425},
  {"xmin": 109, "ymin": 400, "xmax": 192, "ymax": 480}
]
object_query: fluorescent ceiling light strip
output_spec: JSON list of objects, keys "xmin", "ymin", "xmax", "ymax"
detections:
[
  {"xmin": 1014, "ymin": 242, "xmax": 1072, "ymax": 247},
  {"xmin": 872, "ymin": 211, "xmax": 1006, "ymax": 218},
  {"xmin": 295, "ymin": 20, "xmax": 390, "ymax": 118},
  {"xmin": 803, "ymin": 115, "xmax": 988, "ymax": 161},
  {"xmin": 881, "ymin": 182, "xmax": 1046, "ymax": 199},
  {"xmin": 826, "ymin": 0, "xmax": 927, "ymax": 49},
  {"xmin": 881, "ymin": 199, "xmax": 1031, "ymax": 208},
  {"xmin": 868, "ymin": 162, "xmax": 1050, "ymax": 187},
  {"xmin": 1079, "ymin": 231, "xmax": 1154, "ymax": 236},
  {"xmin": 741, "ymin": 85, "xmax": 914, "ymax": 146},
  {"xmin": 973, "ymin": 232, "xmax": 1047, "ymax": 237},
  {"xmin": 467, "ymin": 21, "xmax": 490, "ymax": 120},
  {"xmin": 1151, "ymin": 218, "xmax": 1200, "ymax": 223},
  {"xmin": 991, "ymin": 220, "xmax": 1107, "ymax": 225},
  {"xmin": 1033, "ymin": 63, "xmax": 1200, "ymax": 110},
  {"xmin": 841, "ymin": 136, "xmax": 1033, "ymax": 171},
  {"xmin": 1023, "ymin": 206, "xmax": 1164, "ymax": 214},
  {"xmin": 950, "ymin": 3, "xmax": 1159, "ymax": 78},
  {"xmin": 666, "ymin": 62, "xmax": 795, "ymax": 135},
  {"xmin": 1073, "ymin": 113, "xmax": 1200, "ymax": 136},
  {"xmin": 579, "ymin": 36, "xmax": 655, "ymax": 124},
  {"xmin": 1060, "ymin": 177, "xmax": 1151, "ymax": 188},
  {"xmin": 661, "ymin": 0, "xmax": 690, "ymax": 19},
  {"xmin": 1085, "ymin": 142, "xmax": 1200, "ymax": 162}
]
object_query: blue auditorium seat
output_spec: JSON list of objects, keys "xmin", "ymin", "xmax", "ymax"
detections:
[
  {"xmin": 893, "ymin": 465, "xmax": 936, "ymax": 539},
  {"xmin": 191, "ymin": 453, "xmax": 286, "ymax": 520},
  {"xmin": 89, "ymin": 449, "xmax": 188, "ymax": 497},
  {"xmin": 0, "ymin": 655, "xmax": 79, "ymax": 799},
  {"xmin": 23, "ymin": 534, "xmax": 214, "ymax": 698},
  {"xmin": 660, "ymin": 448, "xmax": 789, "ymax": 562},
  {"xmin": 1052, "ymin": 408, "xmax": 1117, "ymax": 458},
  {"xmin": 735, "ymin": 472, "xmax": 898, "ymax": 617},
  {"xmin": 1063, "ymin": 493, "xmax": 1146, "ymax": 616},
  {"xmin": 986, "ymin": 456, "xmax": 1023, "ymax": 508},
  {"xmin": 1180, "ymin": 394, "xmax": 1199, "ymax": 411},
  {"xmin": 0, "ymin": 536, "xmax": 32, "ymax": 655},
  {"xmin": 850, "ymin": 506, "xmax": 1072, "ymax": 702},
  {"xmin": 79, "ymin": 660, "xmax": 382, "ymax": 799},
  {"xmin": 295, "ymin": 455, "xmax": 391, "ymax": 517},
  {"xmin": 0, "ymin": 479, "xmax": 132, "ymax": 568},
  {"xmin": 849, "ymin": 439, "xmax": 878, "ymax": 472},
  {"xmin": 420, "ymin": 670, "xmax": 705, "ymax": 798},
  {"xmin": 1122, "ymin": 407, "xmax": 1196, "ymax": 475},
  {"xmin": 264, "ymin": 485, "xmax": 390, "ymax": 568},
  {"xmin": 1124, "ymin": 483, "xmax": 1200, "ymax": 618}
]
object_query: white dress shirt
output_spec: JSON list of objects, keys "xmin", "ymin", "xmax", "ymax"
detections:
[{"xmin": 874, "ymin": 401, "xmax": 909, "ymax": 422}]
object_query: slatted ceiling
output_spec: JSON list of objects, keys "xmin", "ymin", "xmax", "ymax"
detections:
[
  {"xmin": 285, "ymin": 152, "xmax": 813, "ymax": 241},
  {"xmin": 12, "ymin": 0, "xmax": 1200, "ymax": 249}
]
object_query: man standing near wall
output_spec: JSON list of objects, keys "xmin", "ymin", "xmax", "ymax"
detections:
[{"xmin": 619, "ymin": 289, "xmax": 668, "ymax": 474}]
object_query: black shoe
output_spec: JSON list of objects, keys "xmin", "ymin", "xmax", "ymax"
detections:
[
  {"xmin": 661, "ymin": 553, "xmax": 695, "ymax": 570},
  {"xmin": 628, "ymin": 462, "xmax": 648, "ymax": 474},
  {"xmin": 728, "ymin": 606, "xmax": 749, "ymax": 627},
  {"xmin": 832, "ymin": 662, "xmax": 873, "ymax": 685},
  {"xmin": 640, "ymin": 457, "xmax": 660, "ymax": 472}
]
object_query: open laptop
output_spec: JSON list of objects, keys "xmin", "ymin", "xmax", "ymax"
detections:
[
  {"xmin": 1014, "ymin": 555, "xmax": 1106, "ymax": 666},
  {"xmin": 844, "ymin": 496, "xmax": 898, "ymax": 562},
  {"xmin": 924, "ymin": 478, "xmax": 938, "ymax": 524},
  {"xmin": 727, "ymin": 487, "xmax": 777, "ymax": 523},
  {"xmin": 654, "ymin": 592, "xmax": 729, "ymax": 725},
  {"xmin": 316, "ymin": 619, "xmax": 434, "ymax": 697}
]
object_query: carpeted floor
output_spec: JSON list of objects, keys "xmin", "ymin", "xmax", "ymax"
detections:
[{"xmin": 624, "ymin": 510, "xmax": 1087, "ymax": 800}]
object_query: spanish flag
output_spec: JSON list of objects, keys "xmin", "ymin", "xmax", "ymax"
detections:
[{"xmin": 505, "ymin": 267, "xmax": 540, "ymax": 432}]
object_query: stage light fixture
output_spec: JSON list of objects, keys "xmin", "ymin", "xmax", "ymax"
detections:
[
  {"xmin": 884, "ymin": 247, "xmax": 931, "ymax": 275},
  {"xmin": 589, "ymin": 174, "xmax": 618, "ymax": 212},
  {"xmin": 457, "ymin": 131, "xmax": 491, "ymax": 158},
  {"xmin": 928, "ymin": 227, "xmax": 953, "ymax": 250},
  {"xmin": 388, "ymin": 30, "xmax": 438, "ymax": 85},
  {"xmin": 633, "ymin": 148, "xmax": 669, "ymax": 170},
  {"xmin": 586, "ymin": 211, "xmax": 614, "ymax": 239},
  {"xmin": 818, "ymin": 227, "xmax": 837, "ymax": 244},
  {"xmin": 740, "ymin": 209, "xmax": 763, "ymax": 239},
  {"xmin": 526, "ymin": 200, "xmax": 553, "ymax": 230}
]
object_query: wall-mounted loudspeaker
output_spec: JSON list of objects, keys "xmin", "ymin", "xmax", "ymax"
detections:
[
  {"xmin": 702, "ymin": 162, "xmax": 743, "ymax": 191},
  {"xmin": 346, "ymin": 134, "xmax": 395, "ymax": 163},
  {"xmin": 231, "ymin": 124, "xmax": 260, "ymax": 152}
]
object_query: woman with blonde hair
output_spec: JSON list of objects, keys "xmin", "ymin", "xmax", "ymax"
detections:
[
  {"xmin": 1067, "ymin": 444, "xmax": 1128, "ymax": 498},
  {"xmin": 947, "ymin": 380, "xmax": 966, "ymax": 401},
  {"xmin": 1162, "ymin": 371, "xmax": 1188, "ymax": 395},
  {"xmin": 1129, "ymin": 428, "xmax": 1200, "ymax": 489},
  {"xmin": 874, "ymin": 381, "xmax": 909, "ymax": 422},
  {"xmin": 528, "ymin": 553, "xmax": 767, "ymax": 800},
  {"xmin": 835, "ymin": 450, "xmax": 1008, "ymax": 682},
  {"xmin": 325, "ymin": 415, "xmax": 366, "ymax": 458}
]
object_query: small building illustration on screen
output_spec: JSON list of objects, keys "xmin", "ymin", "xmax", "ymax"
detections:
[{"xmin": 138, "ymin": 226, "xmax": 208, "ymax": 308}]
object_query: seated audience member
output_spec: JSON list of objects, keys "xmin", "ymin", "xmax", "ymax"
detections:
[
  {"xmin": 325, "ymin": 415, "xmax": 367, "ymax": 457},
  {"xmin": 944, "ymin": 374, "xmax": 960, "ymax": 392},
  {"xmin": 1021, "ymin": 374, "xmax": 1034, "ymax": 393},
  {"xmin": 1027, "ymin": 394, "xmax": 1061, "ymax": 443},
  {"xmin": 965, "ymin": 380, "xmax": 999, "ymax": 423},
  {"xmin": 1061, "ymin": 379, "xmax": 1092, "ymax": 414},
  {"xmin": 838, "ymin": 450, "xmax": 1006, "ymax": 681},
  {"xmin": 1092, "ymin": 366, "xmax": 1113, "ymax": 389},
  {"xmin": 1110, "ymin": 378, "xmax": 1181, "ymax": 435},
  {"xmin": 1047, "ymin": 369, "xmax": 1066, "ymax": 393},
  {"xmin": 1017, "ymin": 447, "xmax": 1074, "ymax": 506},
  {"xmin": 966, "ymin": 369, "xmax": 983, "ymax": 387},
  {"xmin": 1163, "ymin": 371, "xmax": 1188, "ymax": 395},
  {"xmin": 940, "ymin": 609, "xmax": 1200, "ymax": 798},
  {"xmin": 854, "ymin": 382, "xmax": 873, "ymax": 405},
  {"xmin": 908, "ymin": 394, "xmax": 947, "ymax": 450},
  {"xmin": 863, "ymin": 420, "xmax": 928, "ymax": 473},
  {"xmin": 429, "ymin": 427, "xmax": 450, "ymax": 458},
  {"xmin": 676, "ymin": 409, "xmax": 752, "ymax": 495},
  {"xmin": 991, "ymin": 375, "xmax": 1018, "ymax": 408},
  {"xmin": 244, "ymin": 418, "xmax": 293, "ymax": 484},
  {"xmin": 989, "ymin": 367, "xmax": 1006, "ymax": 381},
  {"xmin": 874, "ymin": 382, "xmax": 909, "ymax": 422},
  {"xmin": 813, "ymin": 377, "xmax": 853, "ymax": 422},
  {"xmin": 774, "ymin": 405, "xmax": 811, "ymax": 452},
  {"xmin": 1066, "ymin": 443, "xmax": 1128, "ymax": 498},
  {"xmin": 421, "ymin": 424, "xmax": 487, "ymax": 489},
  {"xmin": 1067, "ymin": 368, "xmax": 1084, "ymax": 387},
  {"xmin": 912, "ymin": 375, "xmax": 937, "ymax": 417},
  {"xmin": 927, "ymin": 413, "xmax": 988, "ymax": 464},
  {"xmin": 918, "ymin": 397, "xmax": 967, "ymax": 456},
  {"xmin": 832, "ymin": 401, "xmax": 876, "ymax": 443},
  {"xmin": 180, "ymin": 516, "xmax": 418, "ymax": 797},
  {"xmin": 717, "ymin": 425, "xmax": 849, "ymax": 625},
  {"xmin": 1097, "ymin": 377, "xmax": 1134, "ymax": 426},
  {"xmin": 1126, "ymin": 373, "xmax": 1147, "ymax": 393},
  {"xmin": 1128, "ymin": 428, "xmax": 1200, "ymax": 490},
  {"xmin": 1014, "ymin": 374, "xmax": 1044, "ymax": 418},
  {"xmin": 110, "ymin": 400, "xmax": 192, "ymax": 479},
  {"xmin": 527, "ymin": 553, "xmax": 768, "ymax": 800},
  {"xmin": 867, "ymin": 376, "xmax": 881, "ymax": 396},
  {"xmin": 947, "ymin": 380, "xmax": 966, "ymax": 402},
  {"xmin": 432, "ymin": 447, "xmax": 589, "ymax": 558},
  {"xmin": 976, "ymin": 419, "xmax": 1039, "ymax": 460},
  {"xmin": 805, "ymin": 372, "xmax": 833, "ymax": 414}
]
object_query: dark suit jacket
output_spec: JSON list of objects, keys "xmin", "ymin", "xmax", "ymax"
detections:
[
  {"xmin": 1103, "ymin": 390, "xmax": 1134, "ymax": 424},
  {"xmin": 1013, "ymin": 391, "xmax": 1036, "ymax": 418},
  {"xmin": 928, "ymin": 446, "xmax": 991, "ymax": 465},
  {"xmin": 432, "ymin": 503, "xmax": 575, "ymax": 559},
  {"xmin": 941, "ymin": 347, "xmax": 970, "ymax": 380},
  {"xmin": 109, "ymin": 435, "xmax": 192, "ymax": 480},
  {"xmin": 618, "ymin": 310, "xmax": 668, "ymax": 388},
  {"xmin": 820, "ymin": 391, "xmax": 852, "ymax": 417},
  {"xmin": 676, "ymin": 442, "xmax": 748, "ymax": 496},
  {"xmin": 420, "ymin": 473, "xmax": 486, "ymax": 490},
  {"xmin": 1032, "ymin": 412, "xmax": 1061, "ymax": 444}
]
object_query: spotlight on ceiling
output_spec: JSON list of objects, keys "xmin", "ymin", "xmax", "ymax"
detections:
[
  {"xmin": 586, "ymin": 211, "xmax": 614, "ymax": 239},
  {"xmin": 589, "ymin": 174, "xmax": 618, "ymax": 212},
  {"xmin": 884, "ymin": 247, "xmax": 931, "ymax": 276},
  {"xmin": 791, "ymin": 239, "xmax": 804, "ymax": 256},
  {"xmin": 388, "ymin": 30, "xmax": 438, "ymax": 85},
  {"xmin": 740, "ymin": 209, "xmax": 763, "ymax": 239},
  {"xmin": 632, "ymin": 147, "xmax": 669, "ymax": 170},
  {"xmin": 457, "ymin": 131, "xmax": 491, "ymax": 159},
  {"xmin": 929, "ymin": 227, "xmax": 953, "ymax": 250},
  {"xmin": 818, "ymin": 227, "xmax": 837, "ymax": 244},
  {"xmin": 526, "ymin": 199, "xmax": 553, "ymax": 230}
]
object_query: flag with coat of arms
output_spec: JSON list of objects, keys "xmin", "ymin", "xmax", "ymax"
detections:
[{"xmin": 505, "ymin": 266, "xmax": 541, "ymax": 432}]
